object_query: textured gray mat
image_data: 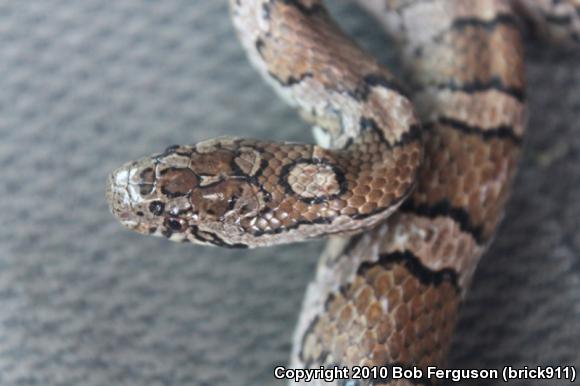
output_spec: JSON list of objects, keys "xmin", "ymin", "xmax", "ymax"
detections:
[{"xmin": 0, "ymin": 1, "xmax": 578, "ymax": 386}]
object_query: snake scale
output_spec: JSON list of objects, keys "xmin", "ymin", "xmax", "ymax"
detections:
[{"xmin": 106, "ymin": 0, "xmax": 579, "ymax": 384}]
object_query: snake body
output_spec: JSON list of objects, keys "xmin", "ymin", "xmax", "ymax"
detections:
[{"xmin": 106, "ymin": 0, "xmax": 579, "ymax": 384}]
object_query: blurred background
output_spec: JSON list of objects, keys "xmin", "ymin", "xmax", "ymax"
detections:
[{"xmin": 0, "ymin": 1, "xmax": 578, "ymax": 385}]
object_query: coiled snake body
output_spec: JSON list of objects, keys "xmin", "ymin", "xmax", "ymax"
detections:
[{"xmin": 106, "ymin": 0, "xmax": 579, "ymax": 384}]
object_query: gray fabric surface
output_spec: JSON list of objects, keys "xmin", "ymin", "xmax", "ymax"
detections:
[{"xmin": 0, "ymin": 1, "xmax": 578, "ymax": 385}]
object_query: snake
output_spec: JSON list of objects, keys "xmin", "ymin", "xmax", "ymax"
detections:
[{"xmin": 105, "ymin": 0, "xmax": 579, "ymax": 384}]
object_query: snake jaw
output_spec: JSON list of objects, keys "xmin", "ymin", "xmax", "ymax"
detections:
[
  {"xmin": 106, "ymin": 162, "xmax": 152, "ymax": 234},
  {"xmin": 106, "ymin": 156, "xmax": 194, "ymax": 241},
  {"xmin": 105, "ymin": 142, "xmax": 269, "ymax": 246}
]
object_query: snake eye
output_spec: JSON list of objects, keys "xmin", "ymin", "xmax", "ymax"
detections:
[
  {"xmin": 149, "ymin": 201, "xmax": 165, "ymax": 216},
  {"xmin": 165, "ymin": 217, "xmax": 183, "ymax": 232}
]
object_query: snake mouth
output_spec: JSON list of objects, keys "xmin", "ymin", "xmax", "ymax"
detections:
[{"xmin": 106, "ymin": 164, "xmax": 145, "ymax": 232}]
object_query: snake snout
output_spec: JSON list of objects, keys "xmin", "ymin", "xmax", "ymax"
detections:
[{"xmin": 106, "ymin": 164, "xmax": 144, "ymax": 231}]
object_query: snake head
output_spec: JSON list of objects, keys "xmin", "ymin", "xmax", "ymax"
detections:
[
  {"xmin": 106, "ymin": 138, "xmax": 265, "ymax": 247},
  {"xmin": 108, "ymin": 133, "xmax": 419, "ymax": 248}
]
